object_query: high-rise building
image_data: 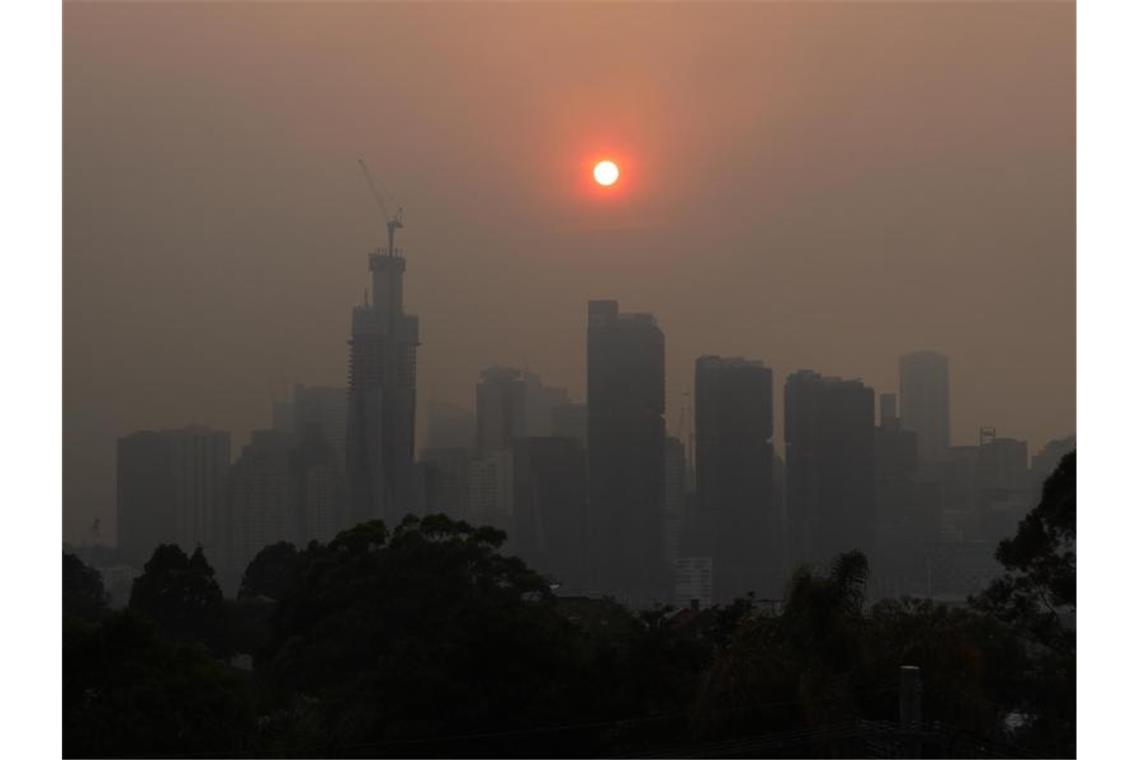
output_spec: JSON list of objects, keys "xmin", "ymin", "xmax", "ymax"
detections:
[
  {"xmin": 476, "ymin": 367, "xmax": 529, "ymax": 451},
  {"xmin": 899, "ymin": 351, "xmax": 950, "ymax": 464},
  {"xmin": 425, "ymin": 402, "xmax": 476, "ymax": 451},
  {"xmin": 221, "ymin": 430, "xmax": 296, "ymax": 590},
  {"xmin": 346, "ymin": 247, "xmax": 419, "ymax": 527},
  {"xmin": 512, "ymin": 436, "xmax": 587, "ymax": 589},
  {"xmin": 977, "ymin": 433, "xmax": 1029, "ymax": 494},
  {"xmin": 785, "ymin": 371, "xmax": 876, "ymax": 571},
  {"xmin": 976, "ymin": 430, "xmax": 1032, "ymax": 543},
  {"xmin": 551, "ymin": 402, "xmax": 588, "ymax": 448},
  {"xmin": 475, "ymin": 367, "xmax": 570, "ymax": 451},
  {"xmin": 292, "ymin": 385, "xmax": 348, "ymax": 473},
  {"xmin": 419, "ymin": 447, "xmax": 474, "ymax": 519},
  {"xmin": 873, "ymin": 394, "xmax": 927, "ymax": 598},
  {"xmin": 292, "ymin": 423, "xmax": 350, "ymax": 544},
  {"xmin": 468, "ymin": 449, "xmax": 514, "ymax": 533},
  {"xmin": 524, "ymin": 375, "xmax": 571, "ymax": 437},
  {"xmin": 695, "ymin": 356, "xmax": 778, "ymax": 602},
  {"xmin": 586, "ymin": 300, "xmax": 667, "ymax": 605},
  {"xmin": 116, "ymin": 426, "xmax": 230, "ymax": 567},
  {"xmin": 674, "ymin": 556, "xmax": 714, "ymax": 611}
]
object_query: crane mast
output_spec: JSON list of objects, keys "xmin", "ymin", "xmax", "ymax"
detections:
[{"xmin": 358, "ymin": 158, "xmax": 403, "ymax": 255}]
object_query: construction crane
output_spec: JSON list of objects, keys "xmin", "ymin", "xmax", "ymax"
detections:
[{"xmin": 357, "ymin": 158, "xmax": 404, "ymax": 256}]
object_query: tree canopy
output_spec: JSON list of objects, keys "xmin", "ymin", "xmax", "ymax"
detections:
[
  {"xmin": 129, "ymin": 544, "xmax": 229, "ymax": 655},
  {"xmin": 63, "ymin": 451, "xmax": 1078, "ymax": 758}
]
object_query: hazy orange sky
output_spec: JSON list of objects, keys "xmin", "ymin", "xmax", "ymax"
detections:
[{"xmin": 64, "ymin": 1, "xmax": 1074, "ymax": 544}]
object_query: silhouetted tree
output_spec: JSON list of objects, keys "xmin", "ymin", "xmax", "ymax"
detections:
[
  {"xmin": 63, "ymin": 551, "xmax": 108, "ymax": 622},
  {"xmin": 972, "ymin": 450, "xmax": 1076, "ymax": 756},
  {"xmin": 239, "ymin": 541, "xmax": 302, "ymax": 601},
  {"xmin": 61, "ymin": 503, "xmax": 1077, "ymax": 757},
  {"xmin": 129, "ymin": 544, "xmax": 229, "ymax": 655},
  {"xmin": 63, "ymin": 610, "xmax": 253, "ymax": 758},
  {"xmin": 692, "ymin": 551, "xmax": 872, "ymax": 739},
  {"xmin": 974, "ymin": 450, "xmax": 1076, "ymax": 650},
  {"xmin": 252, "ymin": 515, "xmax": 599, "ymax": 755}
]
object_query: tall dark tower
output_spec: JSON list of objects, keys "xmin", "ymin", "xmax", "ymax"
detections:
[
  {"xmin": 899, "ymin": 350, "xmax": 950, "ymax": 465},
  {"xmin": 346, "ymin": 242, "xmax": 419, "ymax": 527},
  {"xmin": 694, "ymin": 356, "xmax": 777, "ymax": 602},
  {"xmin": 586, "ymin": 300, "xmax": 667, "ymax": 606},
  {"xmin": 784, "ymin": 370, "xmax": 876, "ymax": 571}
]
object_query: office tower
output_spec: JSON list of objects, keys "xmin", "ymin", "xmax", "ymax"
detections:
[
  {"xmin": 976, "ymin": 429, "xmax": 1032, "ymax": 543},
  {"xmin": 674, "ymin": 556, "xmax": 714, "ymax": 611},
  {"xmin": 346, "ymin": 246, "xmax": 419, "ymax": 527},
  {"xmin": 513, "ymin": 436, "xmax": 587, "ymax": 589},
  {"xmin": 663, "ymin": 436, "xmax": 687, "ymax": 572},
  {"xmin": 694, "ymin": 356, "xmax": 777, "ymax": 602},
  {"xmin": 476, "ymin": 367, "xmax": 529, "ymax": 451},
  {"xmin": 475, "ymin": 367, "xmax": 570, "ymax": 451},
  {"xmin": 976, "ymin": 432, "xmax": 1029, "ymax": 494},
  {"xmin": 426, "ymin": 402, "xmax": 476, "ymax": 450},
  {"xmin": 785, "ymin": 371, "xmax": 876, "ymax": 570},
  {"xmin": 468, "ymin": 449, "xmax": 514, "ymax": 532},
  {"xmin": 524, "ymin": 375, "xmax": 571, "ymax": 437},
  {"xmin": 899, "ymin": 351, "xmax": 950, "ymax": 464},
  {"xmin": 419, "ymin": 447, "xmax": 473, "ymax": 519},
  {"xmin": 221, "ymin": 430, "xmax": 296, "ymax": 591},
  {"xmin": 292, "ymin": 385, "xmax": 348, "ymax": 473},
  {"xmin": 586, "ymin": 300, "xmax": 667, "ymax": 605},
  {"xmin": 116, "ymin": 426, "xmax": 230, "ymax": 567},
  {"xmin": 874, "ymin": 394, "xmax": 925, "ymax": 597},
  {"xmin": 551, "ymin": 402, "xmax": 588, "ymax": 448},
  {"xmin": 293, "ymin": 423, "xmax": 350, "ymax": 544}
]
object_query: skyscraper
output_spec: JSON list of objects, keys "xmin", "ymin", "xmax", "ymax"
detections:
[
  {"xmin": 874, "ymin": 392, "xmax": 926, "ymax": 598},
  {"xmin": 513, "ymin": 436, "xmax": 587, "ymax": 589},
  {"xmin": 346, "ymin": 247, "xmax": 419, "ymax": 527},
  {"xmin": 551, "ymin": 401, "xmax": 588, "ymax": 448},
  {"xmin": 785, "ymin": 371, "xmax": 876, "ymax": 570},
  {"xmin": 292, "ymin": 384, "xmax": 348, "ymax": 473},
  {"xmin": 419, "ymin": 447, "xmax": 474, "ymax": 519},
  {"xmin": 899, "ymin": 351, "xmax": 950, "ymax": 464},
  {"xmin": 468, "ymin": 449, "xmax": 514, "ymax": 532},
  {"xmin": 475, "ymin": 367, "xmax": 570, "ymax": 450},
  {"xmin": 694, "ymin": 356, "xmax": 778, "ymax": 601},
  {"xmin": 475, "ymin": 367, "xmax": 529, "ymax": 451},
  {"xmin": 586, "ymin": 300, "xmax": 667, "ymax": 605},
  {"xmin": 221, "ymin": 430, "xmax": 295, "ymax": 590},
  {"xmin": 116, "ymin": 426, "xmax": 230, "ymax": 567}
]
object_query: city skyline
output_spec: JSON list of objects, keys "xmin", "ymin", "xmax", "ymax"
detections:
[
  {"xmin": 63, "ymin": 1, "xmax": 1073, "ymax": 547},
  {"xmin": 50, "ymin": 2, "xmax": 1090, "ymax": 756}
]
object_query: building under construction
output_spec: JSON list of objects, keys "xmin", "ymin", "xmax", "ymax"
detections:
[{"xmin": 345, "ymin": 203, "xmax": 420, "ymax": 528}]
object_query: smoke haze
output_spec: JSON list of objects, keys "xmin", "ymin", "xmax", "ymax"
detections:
[{"xmin": 64, "ymin": 1, "xmax": 1074, "ymax": 543}]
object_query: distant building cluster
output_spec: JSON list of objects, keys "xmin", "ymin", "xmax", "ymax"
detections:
[{"xmin": 109, "ymin": 244, "xmax": 1074, "ymax": 602}]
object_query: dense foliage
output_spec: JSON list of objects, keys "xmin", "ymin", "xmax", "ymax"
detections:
[{"xmin": 62, "ymin": 457, "xmax": 1076, "ymax": 758}]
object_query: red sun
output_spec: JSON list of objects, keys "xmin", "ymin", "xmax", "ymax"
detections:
[{"xmin": 593, "ymin": 160, "xmax": 620, "ymax": 186}]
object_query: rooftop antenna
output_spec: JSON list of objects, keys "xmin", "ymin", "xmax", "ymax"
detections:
[{"xmin": 358, "ymin": 158, "xmax": 404, "ymax": 256}]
